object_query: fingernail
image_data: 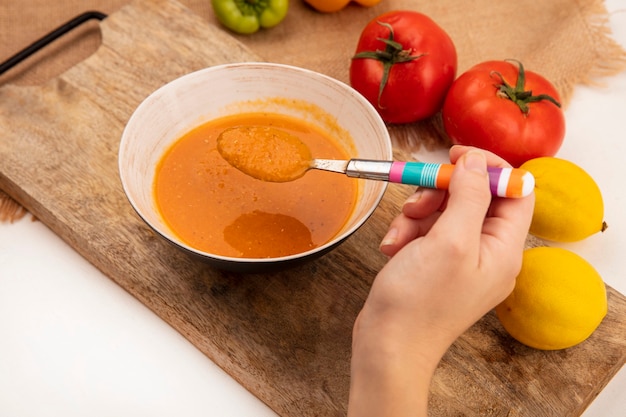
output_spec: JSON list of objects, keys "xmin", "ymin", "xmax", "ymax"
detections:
[
  {"xmin": 404, "ymin": 188, "xmax": 424, "ymax": 205},
  {"xmin": 380, "ymin": 227, "xmax": 398, "ymax": 249},
  {"xmin": 463, "ymin": 151, "xmax": 487, "ymax": 173}
]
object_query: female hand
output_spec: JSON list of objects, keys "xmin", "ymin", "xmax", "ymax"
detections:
[{"xmin": 348, "ymin": 146, "xmax": 535, "ymax": 417}]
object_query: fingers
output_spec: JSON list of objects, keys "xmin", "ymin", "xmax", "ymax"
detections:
[
  {"xmin": 402, "ymin": 188, "xmax": 446, "ymax": 219},
  {"xmin": 452, "ymin": 145, "xmax": 535, "ymax": 249},
  {"xmin": 428, "ymin": 150, "xmax": 492, "ymax": 249},
  {"xmin": 380, "ymin": 186, "xmax": 446, "ymax": 257},
  {"xmin": 379, "ymin": 210, "xmax": 441, "ymax": 257},
  {"xmin": 380, "ymin": 145, "xmax": 535, "ymax": 258},
  {"xmin": 449, "ymin": 145, "xmax": 509, "ymax": 168},
  {"xmin": 449, "ymin": 145, "xmax": 535, "ymax": 262},
  {"xmin": 483, "ymin": 191, "xmax": 535, "ymax": 250}
]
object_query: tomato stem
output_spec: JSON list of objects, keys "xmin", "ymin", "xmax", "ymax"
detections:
[
  {"xmin": 352, "ymin": 21, "xmax": 425, "ymax": 108},
  {"xmin": 491, "ymin": 60, "xmax": 561, "ymax": 115}
]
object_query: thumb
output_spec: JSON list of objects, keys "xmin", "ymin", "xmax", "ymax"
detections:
[{"xmin": 431, "ymin": 150, "xmax": 492, "ymax": 239}]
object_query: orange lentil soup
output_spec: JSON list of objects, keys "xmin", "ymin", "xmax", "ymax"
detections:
[{"xmin": 154, "ymin": 113, "xmax": 358, "ymax": 258}]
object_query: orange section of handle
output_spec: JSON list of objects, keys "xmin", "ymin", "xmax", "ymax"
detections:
[
  {"xmin": 505, "ymin": 167, "xmax": 528, "ymax": 198},
  {"xmin": 435, "ymin": 164, "xmax": 455, "ymax": 189}
]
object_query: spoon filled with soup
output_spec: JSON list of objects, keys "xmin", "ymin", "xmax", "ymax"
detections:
[{"xmin": 217, "ymin": 125, "xmax": 535, "ymax": 199}]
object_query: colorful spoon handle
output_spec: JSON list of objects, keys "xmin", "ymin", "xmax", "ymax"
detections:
[
  {"xmin": 345, "ymin": 160, "xmax": 535, "ymax": 198},
  {"xmin": 390, "ymin": 161, "xmax": 534, "ymax": 198}
]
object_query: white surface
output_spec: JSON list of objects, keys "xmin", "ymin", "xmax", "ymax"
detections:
[{"xmin": 1, "ymin": 2, "xmax": 626, "ymax": 416}]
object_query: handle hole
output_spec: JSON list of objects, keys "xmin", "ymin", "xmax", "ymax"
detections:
[{"xmin": 0, "ymin": 12, "xmax": 106, "ymax": 86}]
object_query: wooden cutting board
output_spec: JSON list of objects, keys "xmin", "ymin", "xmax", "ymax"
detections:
[{"xmin": 0, "ymin": 0, "xmax": 624, "ymax": 416}]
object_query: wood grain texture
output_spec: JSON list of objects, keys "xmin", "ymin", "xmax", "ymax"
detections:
[{"xmin": 0, "ymin": 1, "xmax": 624, "ymax": 416}]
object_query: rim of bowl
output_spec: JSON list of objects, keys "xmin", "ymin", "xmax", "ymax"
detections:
[{"xmin": 119, "ymin": 62, "xmax": 392, "ymax": 266}]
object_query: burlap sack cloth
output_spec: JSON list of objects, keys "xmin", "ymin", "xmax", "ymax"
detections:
[{"xmin": 1, "ymin": 0, "xmax": 625, "ymax": 221}]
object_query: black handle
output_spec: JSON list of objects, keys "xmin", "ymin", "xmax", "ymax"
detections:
[{"xmin": 0, "ymin": 11, "xmax": 107, "ymax": 76}]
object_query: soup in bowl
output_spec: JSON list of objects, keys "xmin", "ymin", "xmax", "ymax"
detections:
[{"xmin": 119, "ymin": 62, "xmax": 392, "ymax": 272}]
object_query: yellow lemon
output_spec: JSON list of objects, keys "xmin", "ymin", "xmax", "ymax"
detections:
[
  {"xmin": 495, "ymin": 247, "xmax": 607, "ymax": 350},
  {"xmin": 520, "ymin": 157, "xmax": 606, "ymax": 242}
]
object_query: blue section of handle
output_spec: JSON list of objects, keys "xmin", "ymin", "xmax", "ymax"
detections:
[{"xmin": 400, "ymin": 162, "xmax": 441, "ymax": 187}]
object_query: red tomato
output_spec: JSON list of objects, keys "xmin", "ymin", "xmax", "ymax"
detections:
[
  {"xmin": 442, "ymin": 60, "xmax": 566, "ymax": 167},
  {"xmin": 350, "ymin": 11, "xmax": 457, "ymax": 124}
]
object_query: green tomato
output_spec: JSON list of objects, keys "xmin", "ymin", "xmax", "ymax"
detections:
[{"xmin": 211, "ymin": 0, "xmax": 289, "ymax": 35}]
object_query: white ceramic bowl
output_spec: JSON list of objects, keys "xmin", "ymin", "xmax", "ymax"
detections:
[{"xmin": 119, "ymin": 62, "xmax": 392, "ymax": 272}]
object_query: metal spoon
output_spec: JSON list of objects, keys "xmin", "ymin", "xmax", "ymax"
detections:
[{"xmin": 217, "ymin": 126, "xmax": 534, "ymax": 198}]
